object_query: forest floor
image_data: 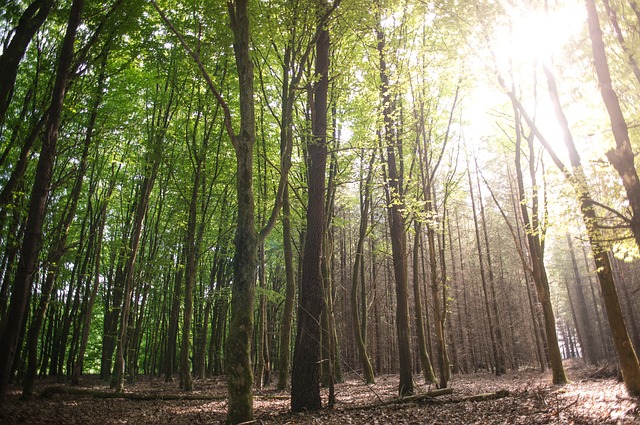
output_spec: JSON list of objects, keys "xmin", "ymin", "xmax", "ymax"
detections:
[{"xmin": 2, "ymin": 359, "xmax": 639, "ymax": 424}]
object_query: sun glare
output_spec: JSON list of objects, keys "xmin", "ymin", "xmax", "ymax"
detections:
[
  {"xmin": 491, "ymin": 1, "xmax": 586, "ymax": 67},
  {"xmin": 464, "ymin": 0, "xmax": 588, "ymax": 164}
]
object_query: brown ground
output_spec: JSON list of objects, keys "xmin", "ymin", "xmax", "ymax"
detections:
[{"xmin": 2, "ymin": 360, "xmax": 639, "ymax": 424}]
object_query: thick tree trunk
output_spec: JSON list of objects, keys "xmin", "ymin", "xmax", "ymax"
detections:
[
  {"xmin": 0, "ymin": 0, "xmax": 83, "ymax": 401},
  {"xmin": 291, "ymin": 2, "xmax": 330, "ymax": 410},
  {"xmin": 225, "ymin": 1, "xmax": 259, "ymax": 422}
]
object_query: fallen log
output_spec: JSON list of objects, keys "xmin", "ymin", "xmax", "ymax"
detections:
[{"xmin": 39, "ymin": 386, "xmax": 289, "ymax": 401}]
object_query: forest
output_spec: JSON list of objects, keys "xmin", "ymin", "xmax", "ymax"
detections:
[{"xmin": 1, "ymin": 0, "xmax": 640, "ymax": 423}]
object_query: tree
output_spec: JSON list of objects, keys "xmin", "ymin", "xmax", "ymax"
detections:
[
  {"xmin": 501, "ymin": 62, "xmax": 640, "ymax": 395},
  {"xmin": 351, "ymin": 149, "xmax": 376, "ymax": 385},
  {"xmin": 0, "ymin": 0, "xmax": 84, "ymax": 401},
  {"xmin": 291, "ymin": 0, "xmax": 332, "ymax": 411},
  {"xmin": 375, "ymin": 4, "xmax": 413, "ymax": 396},
  {"xmin": 512, "ymin": 101, "xmax": 568, "ymax": 384}
]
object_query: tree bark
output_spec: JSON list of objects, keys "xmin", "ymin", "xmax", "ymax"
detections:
[
  {"xmin": 467, "ymin": 165, "xmax": 502, "ymax": 376},
  {"xmin": 566, "ymin": 233, "xmax": 598, "ymax": 364}
]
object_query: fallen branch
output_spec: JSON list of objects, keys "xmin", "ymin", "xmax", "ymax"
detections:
[
  {"xmin": 449, "ymin": 390, "xmax": 510, "ymax": 403},
  {"xmin": 346, "ymin": 388, "xmax": 454, "ymax": 410},
  {"xmin": 346, "ymin": 389, "xmax": 510, "ymax": 411},
  {"xmin": 39, "ymin": 386, "xmax": 289, "ymax": 401}
]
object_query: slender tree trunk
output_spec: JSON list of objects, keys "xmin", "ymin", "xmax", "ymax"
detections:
[
  {"xmin": 467, "ymin": 166, "xmax": 501, "ymax": 376},
  {"xmin": 474, "ymin": 165, "xmax": 506, "ymax": 375},
  {"xmin": 581, "ymin": 243, "xmax": 613, "ymax": 359},
  {"xmin": 511, "ymin": 92, "xmax": 568, "ymax": 384},
  {"xmin": 566, "ymin": 233, "xmax": 598, "ymax": 364},
  {"xmin": 23, "ymin": 49, "xmax": 107, "ymax": 395},
  {"xmin": 351, "ymin": 151, "xmax": 375, "ymax": 384},
  {"xmin": 71, "ymin": 193, "xmax": 111, "ymax": 385},
  {"xmin": 543, "ymin": 62, "xmax": 640, "ymax": 393},
  {"xmin": 164, "ymin": 252, "xmax": 182, "ymax": 382},
  {"xmin": 375, "ymin": 11, "xmax": 414, "ymax": 397},
  {"xmin": 180, "ymin": 137, "xmax": 203, "ymax": 392},
  {"xmin": 255, "ymin": 244, "xmax": 267, "ymax": 390},
  {"xmin": 278, "ymin": 185, "xmax": 295, "ymax": 390},
  {"xmin": 506, "ymin": 58, "xmax": 640, "ymax": 394},
  {"xmin": 412, "ymin": 223, "xmax": 437, "ymax": 384},
  {"xmin": 0, "ymin": 0, "xmax": 83, "ymax": 400}
]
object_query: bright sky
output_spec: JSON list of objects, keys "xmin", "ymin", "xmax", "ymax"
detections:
[{"xmin": 463, "ymin": 0, "xmax": 591, "ymax": 164}]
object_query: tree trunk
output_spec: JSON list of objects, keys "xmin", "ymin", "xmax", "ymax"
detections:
[
  {"xmin": 467, "ymin": 166, "xmax": 502, "ymax": 376},
  {"xmin": 511, "ymin": 92, "xmax": 568, "ymax": 384},
  {"xmin": 291, "ymin": 1, "xmax": 330, "ymax": 410},
  {"xmin": 351, "ymin": 150, "xmax": 375, "ymax": 384},
  {"xmin": 412, "ymin": 223, "xmax": 437, "ymax": 384},
  {"xmin": 165, "ymin": 253, "xmax": 183, "ymax": 382},
  {"xmin": 375, "ymin": 12, "xmax": 414, "ymax": 397},
  {"xmin": 225, "ymin": 1, "xmax": 259, "ymax": 422},
  {"xmin": 543, "ymin": 62, "xmax": 640, "ymax": 393},
  {"xmin": 278, "ymin": 185, "xmax": 295, "ymax": 390},
  {"xmin": 506, "ymin": 59, "xmax": 640, "ymax": 394},
  {"xmin": 566, "ymin": 233, "xmax": 598, "ymax": 364}
]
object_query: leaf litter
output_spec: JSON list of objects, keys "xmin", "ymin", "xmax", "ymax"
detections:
[{"xmin": 2, "ymin": 360, "xmax": 639, "ymax": 424}]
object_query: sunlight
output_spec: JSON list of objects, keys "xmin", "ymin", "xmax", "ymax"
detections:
[
  {"xmin": 491, "ymin": 0, "xmax": 586, "ymax": 68},
  {"xmin": 463, "ymin": 0, "xmax": 588, "ymax": 168}
]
